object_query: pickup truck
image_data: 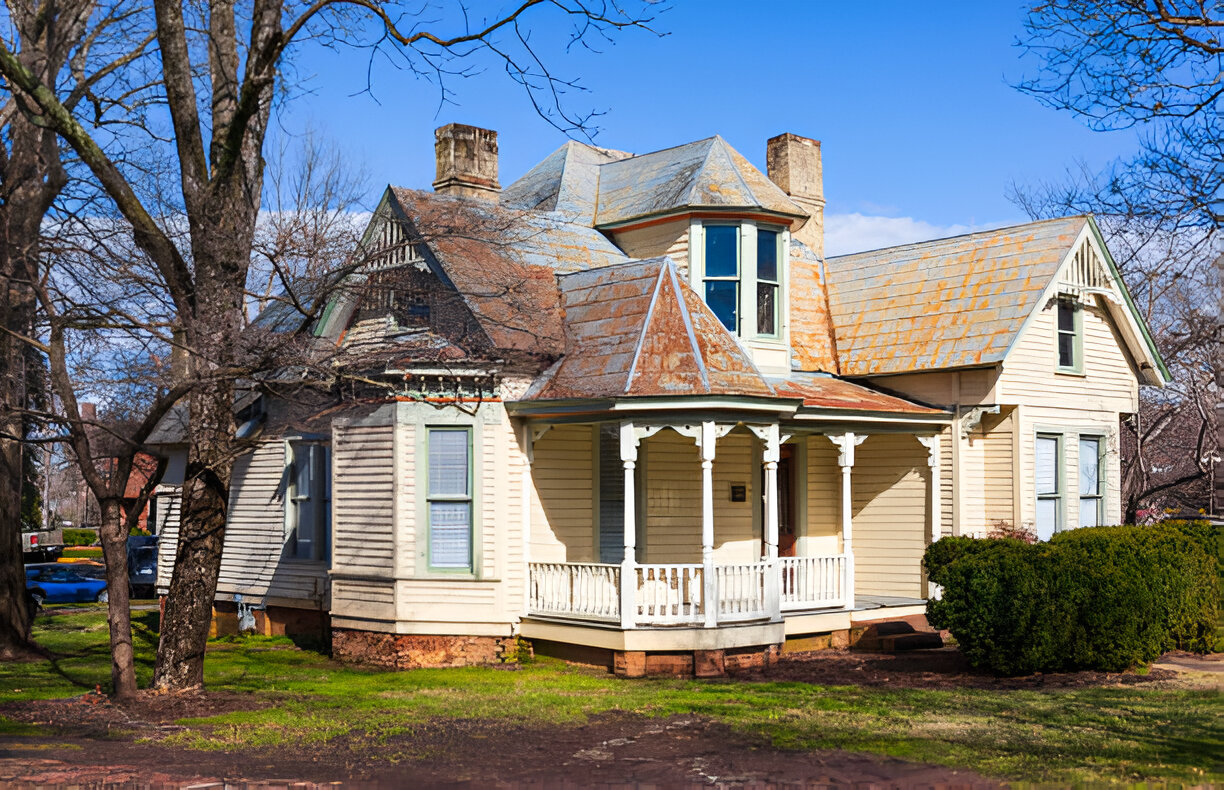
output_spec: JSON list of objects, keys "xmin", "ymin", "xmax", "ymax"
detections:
[{"xmin": 21, "ymin": 527, "xmax": 64, "ymax": 563}]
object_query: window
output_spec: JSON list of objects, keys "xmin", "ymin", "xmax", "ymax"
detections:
[
  {"xmin": 427, "ymin": 427, "xmax": 472, "ymax": 570},
  {"xmin": 597, "ymin": 425, "xmax": 625, "ymax": 564},
  {"xmin": 288, "ymin": 442, "xmax": 330, "ymax": 561},
  {"xmin": 1035, "ymin": 434, "xmax": 1061, "ymax": 541},
  {"xmin": 698, "ymin": 222, "xmax": 786, "ymax": 340},
  {"xmin": 757, "ymin": 229, "xmax": 780, "ymax": 336},
  {"xmin": 703, "ymin": 225, "xmax": 739, "ymax": 332},
  {"xmin": 1078, "ymin": 436, "xmax": 1103, "ymax": 527},
  {"xmin": 1056, "ymin": 297, "xmax": 1081, "ymax": 372}
]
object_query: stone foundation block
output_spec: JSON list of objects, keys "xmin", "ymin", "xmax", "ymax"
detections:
[
  {"xmin": 694, "ymin": 650, "xmax": 726, "ymax": 678},
  {"xmin": 332, "ymin": 629, "xmax": 523, "ymax": 669}
]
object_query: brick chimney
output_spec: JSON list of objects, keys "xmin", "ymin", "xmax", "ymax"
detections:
[
  {"xmin": 766, "ymin": 133, "xmax": 824, "ymax": 259},
  {"xmin": 433, "ymin": 123, "xmax": 500, "ymax": 201}
]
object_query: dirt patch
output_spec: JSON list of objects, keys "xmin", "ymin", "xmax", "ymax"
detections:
[
  {"xmin": 759, "ymin": 646, "xmax": 1187, "ymax": 689},
  {"xmin": 0, "ymin": 688, "xmax": 272, "ymax": 738},
  {"xmin": 0, "ymin": 712, "xmax": 998, "ymax": 789}
]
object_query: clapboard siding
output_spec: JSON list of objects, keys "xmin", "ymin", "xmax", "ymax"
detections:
[
  {"xmin": 981, "ymin": 409, "xmax": 1015, "ymax": 530},
  {"xmin": 332, "ymin": 421, "xmax": 395, "ymax": 583},
  {"xmin": 999, "ymin": 301, "xmax": 1139, "ymax": 414},
  {"xmin": 803, "ymin": 436, "xmax": 841, "ymax": 556},
  {"xmin": 332, "ymin": 579, "xmax": 395, "ymax": 622},
  {"xmin": 852, "ymin": 434, "xmax": 928, "ymax": 598},
  {"xmin": 862, "ymin": 368, "xmax": 999, "ymax": 409},
  {"xmin": 609, "ymin": 219, "xmax": 690, "ymax": 278},
  {"xmin": 531, "ymin": 424, "xmax": 595, "ymax": 562},
  {"xmin": 154, "ymin": 485, "xmax": 181, "ymax": 594},
  {"xmin": 710, "ymin": 431, "xmax": 756, "ymax": 562},
  {"xmin": 643, "ymin": 430, "xmax": 702, "ymax": 564}
]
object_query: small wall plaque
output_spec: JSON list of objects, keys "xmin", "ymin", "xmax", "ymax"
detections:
[{"xmin": 729, "ymin": 484, "xmax": 747, "ymax": 502}]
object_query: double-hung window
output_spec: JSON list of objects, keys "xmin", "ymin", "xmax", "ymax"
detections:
[
  {"xmin": 288, "ymin": 441, "xmax": 330, "ymax": 561},
  {"xmin": 1035, "ymin": 434, "xmax": 1062, "ymax": 541},
  {"xmin": 703, "ymin": 225, "xmax": 740, "ymax": 332},
  {"xmin": 427, "ymin": 427, "xmax": 473, "ymax": 571},
  {"xmin": 1078, "ymin": 436, "xmax": 1103, "ymax": 527},
  {"xmin": 756, "ymin": 229, "xmax": 781, "ymax": 337},
  {"xmin": 1056, "ymin": 297, "xmax": 1082, "ymax": 372}
]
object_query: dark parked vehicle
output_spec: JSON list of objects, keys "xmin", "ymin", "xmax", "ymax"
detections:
[
  {"xmin": 25, "ymin": 563, "xmax": 108, "ymax": 606},
  {"xmin": 128, "ymin": 544, "xmax": 158, "ymax": 598}
]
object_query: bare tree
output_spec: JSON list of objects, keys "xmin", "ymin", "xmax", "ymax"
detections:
[
  {"xmin": 1015, "ymin": 0, "xmax": 1222, "ymax": 518},
  {"xmin": 0, "ymin": 0, "xmax": 659, "ymax": 690}
]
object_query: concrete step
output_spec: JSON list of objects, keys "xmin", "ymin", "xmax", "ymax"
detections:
[
  {"xmin": 879, "ymin": 631, "xmax": 944, "ymax": 652},
  {"xmin": 852, "ymin": 617, "xmax": 942, "ymax": 653}
]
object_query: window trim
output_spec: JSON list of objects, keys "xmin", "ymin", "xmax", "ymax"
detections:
[
  {"xmin": 424, "ymin": 425, "xmax": 475, "ymax": 574},
  {"xmin": 1034, "ymin": 432, "xmax": 1064, "ymax": 539},
  {"xmin": 1077, "ymin": 434, "xmax": 1105, "ymax": 528},
  {"xmin": 1055, "ymin": 296, "xmax": 1084, "ymax": 375},
  {"xmin": 692, "ymin": 219, "xmax": 790, "ymax": 344},
  {"xmin": 284, "ymin": 438, "xmax": 331, "ymax": 563},
  {"xmin": 755, "ymin": 227, "xmax": 782, "ymax": 339}
]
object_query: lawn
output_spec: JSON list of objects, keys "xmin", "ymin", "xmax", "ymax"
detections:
[{"xmin": 1, "ymin": 607, "xmax": 1220, "ymax": 786}]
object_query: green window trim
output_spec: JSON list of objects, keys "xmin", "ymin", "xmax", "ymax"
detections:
[
  {"xmin": 424, "ymin": 426, "xmax": 475, "ymax": 573},
  {"xmin": 1078, "ymin": 434, "xmax": 1105, "ymax": 528},
  {"xmin": 695, "ymin": 221, "xmax": 788, "ymax": 343},
  {"xmin": 1055, "ymin": 296, "xmax": 1084, "ymax": 374}
]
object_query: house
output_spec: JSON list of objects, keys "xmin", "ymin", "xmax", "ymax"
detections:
[{"xmin": 154, "ymin": 124, "xmax": 1169, "ymax": 675}]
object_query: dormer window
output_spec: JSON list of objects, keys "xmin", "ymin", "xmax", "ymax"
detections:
[
  {"xmin": 695, "ymin": 221, "xmax": 787, "ymax": 342},
  {"xmin": 1056, "ymin": 296, "xmax": 1082, "ymax": 373}
]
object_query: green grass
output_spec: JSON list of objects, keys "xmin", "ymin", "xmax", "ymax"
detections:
[
  {"xmin": 2, "ymin": 606, "xmax": 1221, "ymax": 786},
  {"xmin": 60, "ymin": 547, "xmax": 103, "ymax": 559}
]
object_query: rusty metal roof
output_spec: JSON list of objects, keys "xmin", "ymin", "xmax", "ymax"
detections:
[
  {"xmin": 822, "ymin": 216, "xmax": 1087, "ymax": 376},
  {"xmin": 528, "ymin": 257, "xmax": 776, "ymax": 400},
  {"xmin": 387, "ymin": 188, "xmax": 630, "ymax": 356},
  {"xmin": 592, "ymin": 136, "xmax": 806, "ymax": 228},
  {"xmin": 788, "ymin": 239, "xmax": 840, "ymax": 374},
  {"xmin": 771, "ymin": 374, "xmax": 945, "ymax": 414},
  {"xmin": 500, "ymin": 141, "xmax": 630, "ymax": 225}
]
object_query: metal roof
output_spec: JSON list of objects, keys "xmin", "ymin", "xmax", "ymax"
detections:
[
  {"xmin": 771, "ymin": 374, "xmax": 945, "ymax": 414},
  {"xmin": 499, "ymin": 141, "xmax": 630, "ymax": 225},
  {"xmin": 592, "ymin": 136, "xmax": 805, "ymax": 228},
  {"xmin": 528, "ymin": 257, "xmax": 776, "ymax": 400},
  {"xmin": 822, "ymin": 216, "xmax": 1087, "ymax": 376}
]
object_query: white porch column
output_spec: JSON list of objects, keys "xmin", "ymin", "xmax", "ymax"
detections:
[
  {"xmin": 762, "ymin": 424, "xmax": 781, "ymax": 620},
  {"xmin": 619, "ymin": 421, "xmax": 638, "ymax": 630},
  {"xmin": 828, "ymin": 432, "xmax": 867, "ymax": 610},
  {"xmin": 520, "ymin": 424, "xmax": 535, "ymax": 618},
  {"xmin": 917, "ymin": 434, "xmax": 942, "ymax": 600},
  {"xmin": 700, "ymin": 421, "xmax": 717, "ymax": 628}
]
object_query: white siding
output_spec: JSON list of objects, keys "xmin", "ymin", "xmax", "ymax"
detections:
[
  {"xmin": 851, "ymin": 434, "xmax": 929, "ymax": 598},
  {"xmin": 530, "ymin": 424, "xmax": 595, "ymax": 562},
  {"xmin": 330, "ymin": 415, "xmax": 396, "ymax": 623},
  {"xmin": 802, "ymin": 436, "xmax": 841, "ymax": 556}
]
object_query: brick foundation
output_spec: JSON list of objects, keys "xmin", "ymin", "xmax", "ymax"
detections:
[
  {"xmin": 332, "ymin": 629, "xmax": 530, "ymax": 669},
  {"xmin": 612, "ymin": 644, "xmax": 780, "ymax": 678}
]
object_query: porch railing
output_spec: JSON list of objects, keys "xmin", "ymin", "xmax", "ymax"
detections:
[
  {"xmin": 528, "ymin": 562, "xmax": 620, "ymax": 623},
  {"xmin": 635, "ymin": 563, "xmax": 704, "ymax": 625},
  {"xmin": 779, "ymin": 554, "xmax": 848, "ymax": 611},
  {"xmin": 714, "ymin": 562, "xmax": 770, "ymax": 622}
]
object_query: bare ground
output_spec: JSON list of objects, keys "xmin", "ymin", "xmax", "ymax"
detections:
[{"xmin": 0, "ymin": 647, "xmax": 1216, "ymax": 789}]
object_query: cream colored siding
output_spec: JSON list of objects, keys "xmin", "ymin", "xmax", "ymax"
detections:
[
  {"xmin": 331, "ymin": 419, "xmax": 395, "ymax": 578},
  {"xmin": 981, "ymin": 409, "xmax": 1016, "ymax": 530},
  {"xmin": 864, "ymin": 368, "xmax": 999, "ymax": 410},
  {"xmin": 999, "ymin": 301, "xmax": 1139, "ymax": 414},
  {"xmin": 851, "ymin": 434, "xmax": 928, "ymax": 598},
  {"xmin": 802, "ymin": 436, "xmax": 841, "ymax": 555},
  {"xmin": 608, "ymin": 219, "xmax": 690, "ymax": 277},
  {"xmin": 154, "ymin": 485, "xmax": 181, "ymax": 594},
  {"xmin": 215, "ymin": 441, "xmax": 328, "ymax": 606},
  {"xmin": 711, "ymin": 431, "xmax": 756, "ymax": 562},
  {"xmin": 531, "ymin": 424, "xmax": 594, "ymax": 562},
  {"xmin": 643, "ymin": 430, "xmax": 701, "ymax": 564}
]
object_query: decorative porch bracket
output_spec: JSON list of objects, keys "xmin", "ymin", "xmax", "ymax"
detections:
[
  {"xmin": 826, "ymin": 432, "xmax": 868, "ymax": 610},
  {"xmin": 915, "ymin": 434, "xmax": 942, "ymax": 546},
  {"xmin": 959, "ymin": 404, "xmax": 1000, "ymax": 441}
]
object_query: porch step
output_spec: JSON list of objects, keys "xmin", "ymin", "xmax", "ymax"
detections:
[{"xmin": 852, "ymin": 618, "xmax": 943, "ymax": 653}]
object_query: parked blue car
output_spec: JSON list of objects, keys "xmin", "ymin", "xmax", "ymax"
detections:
[{"xmin": 25, "ymin": 563, "xmax": 108, "ymax": 605}]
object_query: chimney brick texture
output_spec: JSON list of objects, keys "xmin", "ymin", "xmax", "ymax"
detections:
[
  {"xmin": 433, "ymin": 123, "xmax": 500, "ymax": 201},
  {"xmin": 766, "ymin": 133, "xmax": 824, "ymax": 259}
]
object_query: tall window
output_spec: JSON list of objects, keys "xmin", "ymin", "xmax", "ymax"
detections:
[
  {"xmin": 1035, "ymin": 434, "xmax": 1061, "ymax": 541},
  {"xmin": 288, "ymin": 442, "xmax": 330, "ymax": 561},
  {"xmin": 757, "ymin": 229, "xmax": 780, "ymax": 336},
  {"xmin": 1056, "ymin": 298, "xmax": 1081, "ymax": 372},
  {"xmin": 1079, "ymin": 437, "xmax": 1103, "ymax": 527},
  {"xmin": 597, "ymin": 425, "xmax": 624, "ymax": 564},
  {"xmin": 703, "ymin": 225, "xmax": 739, "ymax": 332},
  {"xmin": 427, "ymin": 428, "xmax": 472, "ymax": 570}
]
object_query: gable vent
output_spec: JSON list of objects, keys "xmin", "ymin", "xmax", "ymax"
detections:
[
  {"xmin": 364, "ymin": 217, "xmax": 422, "ymax": 272},
  {"xmin": 1060, "ymin": 235, "xmax": 1110, "ymax": 292}
]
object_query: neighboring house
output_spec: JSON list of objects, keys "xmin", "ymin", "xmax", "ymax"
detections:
[{"xmin": 154, "ymin": 124, "xmax": 1168, "ymax": 674}]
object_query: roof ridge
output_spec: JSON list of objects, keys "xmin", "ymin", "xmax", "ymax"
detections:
[
  {"xmin": 624, "ymin": 260, "xmax": 669, "ymax": 394},
  {"xmin": 709, "ymin": 136, "xmax": 758, "ymax": 209},
  {"xmin": 668, "ymin": 260, "xmax": 710, "ymax": 392},
  {"xmin": 827, "ymin": 215, "xmax": 1089, "ymax": 260},
  {"xmin": 679, "ymin": 137, "xmax": 720, "ymax": 208}
]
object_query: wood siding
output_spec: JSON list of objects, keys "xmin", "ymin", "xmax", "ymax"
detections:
[
  {"xmin": 851, "ymin": 434, "xmax": 928, "ymax": 598},
  {"xmin": 642, "ymin": 430, "xmax": 702, "ymax": 564},
  {"xmin": 608, "ymin": 219, "xmax": 690, "ymax": 278},
  {"xmin": 802, "ymin": 436, "xmax": 841, "ymax": 556},
  {"xmin": 531, "ymin": 424, "xmax": 595, "ymax": 562},
  {"xmin": 330, "ymin": 414, "xmax": 396, "ymax": 623}
]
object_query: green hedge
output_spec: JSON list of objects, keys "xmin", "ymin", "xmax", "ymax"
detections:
[
  {"xmin": 62, "ymin": 528, "xmax": 97, "ymax": 547},
  {"xmin": 924, "ymin": 523, "xmax": 1219, "ymax": 675}
]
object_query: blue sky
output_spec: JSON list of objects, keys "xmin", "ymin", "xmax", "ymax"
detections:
[{"xmin": 275, "ymin": 2, "xmax": 1140, "ymax": 254}]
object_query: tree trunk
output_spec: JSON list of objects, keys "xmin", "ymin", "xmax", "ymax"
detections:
[
  {"xmin": 98, "ymin": 498, "xmax": 137, "ymax": 698},
  {"xmin": 0, "ymin": 314, "xmax": 34, "ymax": 658}
]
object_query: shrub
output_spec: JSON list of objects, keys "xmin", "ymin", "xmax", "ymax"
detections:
[
  {"xmin": 62, "ymin": 528, "xmax": 97, "ymax": 547},
  {"xmin": 925, "ymin": 524, "xmax": 1219, "ymax": 675}
]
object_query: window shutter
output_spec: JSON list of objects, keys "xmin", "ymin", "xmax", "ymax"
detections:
[{"xmin": 598, "ymin": 426, "xmax": 624, "ymax": 563}]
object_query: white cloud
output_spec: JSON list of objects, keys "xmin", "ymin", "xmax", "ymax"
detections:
[{"xmin": 824, "ymin": 213, "xmax": 1020, "ymax": 257}]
